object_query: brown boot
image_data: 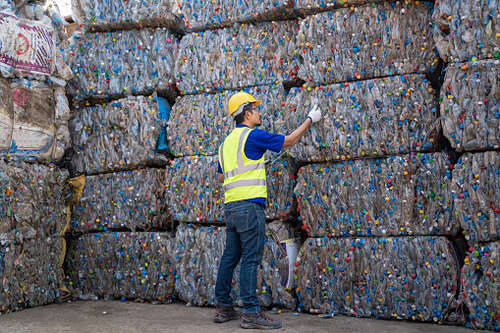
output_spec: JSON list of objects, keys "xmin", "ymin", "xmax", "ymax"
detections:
[
  {"xmin": 240, "ymin": 311, "xmax": 282, "ymax": 329},
  {"xmin": 214, "ymin": 306, "xmax": 240, "ymax": 323}
]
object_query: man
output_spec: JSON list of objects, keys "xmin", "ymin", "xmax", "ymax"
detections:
[{"xmin": 214, "ymin": 91, "xmax": 322, "ymax": 329}]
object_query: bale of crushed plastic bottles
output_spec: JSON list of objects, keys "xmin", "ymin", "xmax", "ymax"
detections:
[
  {"xmin": 432, "ymin": 0, "xmax": 500, "ymax": 63},
  {"xmin": 71, "ymin": 169, "xmax": 170, "ymax": 234},
  {"xmin": 294, "ymin": 0, "xmax": 392, "ymax": 14},
  {"xmin": 70, "ymin": 95, "xmax": 170, "ymax": 174},
  {"xmin": 172, "ymin": 0, "xmax": 293, "ymax": 31},
  {"xmin": 175, "ymin": 21, "xmax": 299, "ymax": 94},
  {"xmin": 66, "ymin": 232, "xmax": 177, "ymax": 303},
  {"xmin": 174, "ymin": 221, "xmax": 297, "ymax": 308},
  {"xmin": 294, "ymin": 152, "xmax": 456, "ymax": 237},
  {"xmin": 441, "ymin": 59, "xmax": 499, "ymax": 152},
  {"xmin": 0, "ymin": 232, "xmax": 64, "ymax": 313},
  {"xmin": 165, "ymin": 155, "xmax": 295, "ymax": 223},
  {"xmin": 167, "ymin": 84, "xmax": 286, "ymax": 157},
  {"xmin": 281, "ymin": 74, "xmax": 439, "ymax": 162},
  {"xmin": 452, "ymin": 152, "xmax": 499, "ymax": 246},
  {"xmin": 70, "ymin": 0, "xmax": 180, "ymax": 31},
  {"xmin": 67, "ymin": 28, "xmax": 178, "ymax": 101},
  {"xmin": 0, "ymin": 159, "xmax": 69, "ymax": 237},
  {"xmin": 0, "ymin": 78, "xmax": 71, "ymax": 162},
  {"xmin": 295, "ymin": 1, "xmax": 438, "ymax": 85},
  {"xmin": 295, "ymin": 236, "xmax": 459, "ymax": 321},
  {"xmin": 460, "ymin": 241, "xmax": 499, "ymax": 331}
]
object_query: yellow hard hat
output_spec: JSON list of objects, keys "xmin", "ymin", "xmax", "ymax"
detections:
[{"xmin": 227, "ymin": 92, "xmax": 261, "ymax": 117}]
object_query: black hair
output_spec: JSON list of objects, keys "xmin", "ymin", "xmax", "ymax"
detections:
[{"xmin": 234, "ymin": 103, "xmax": 254, "ymax": 124}]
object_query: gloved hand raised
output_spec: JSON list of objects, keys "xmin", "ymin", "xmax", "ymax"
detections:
[{"xmin": 307, "ymin": 104, "xmax": 322, "ymax": 123}]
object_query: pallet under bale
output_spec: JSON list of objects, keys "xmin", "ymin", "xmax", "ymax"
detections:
[
  {"xmin": 452, "ymin": 151, "xmax": 499, "ymax": 246},
  {"xmin": 167, "ymin": 84, "xmax": 286, "ymax": 157},
  {"xmin": 174, "ymin": 221, "xmax": 297, "ymax": 309},
  {"xmin": 294, "ymin": 236, "xmax": 459, "ymax": 322},
  {"xmin": 281, "ymin": 74, "xmax": 440, "ymax": 162},
  {"xmin": 0, "ymin": 232, "xmax": 64, "ymax": 314},
  {"xmin": 70, "ymin": 95, "xmax": 170, "ymax": 174},
  {"xmin": 70, "ymin": 169, "xmax": 170, "ymax": 234},
  {"xmin": 66, "ymin": 232, "xmax": 177, "ymax": 303},
  {"xmin": 0, "ymin": 160, "xmax": 69, "ymax": 237},
  {"xmin": 432, "ymin": 0, "xmax": 500, "ymax": 62},
  {"xmin": 294, "ymin": 1, "xmax": 439, "ymax": 85},
  {"xmin": 165, "ymin": 155, "xmax": 295, "ymax": 223},
  {"xmin": 67, "ymin": 28, "xmax": 178, "ymax": 101},
  {"xmin": 175, "ymin": 21, "xmax": 299, "ymax": 94},
  {"xmin": 460, "ymin": 241, "xmax": 499, "ymax": 331},
  {"xmin": 294, "ymin": 152, "xmax": 456, "ymax": 237},
  {"xmin": 441, "ymin": 59, "xmax": 499, "ymax": 152}
]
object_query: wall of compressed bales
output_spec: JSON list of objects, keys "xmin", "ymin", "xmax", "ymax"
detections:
[{"xmin": 1, "ymin": 0, "xmax": 498, "ymax": 331}]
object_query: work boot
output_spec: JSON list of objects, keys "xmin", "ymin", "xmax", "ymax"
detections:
[
  {"xmin": 240, "ymin": 311, "xmax": 282, "ymax": 329},
  {"xmin": 213, "ymin": 305, "xmax": 240, "ymax": 323}
]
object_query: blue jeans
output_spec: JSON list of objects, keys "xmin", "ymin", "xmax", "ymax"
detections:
[{"xmin": 215, "ymin": 200, "xmax": 266, "ymax": 314}]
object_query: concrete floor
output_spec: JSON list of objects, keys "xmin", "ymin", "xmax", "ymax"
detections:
[{"xmin": 0, "ymin": 301, "xmax": 486, "ymax": 333}]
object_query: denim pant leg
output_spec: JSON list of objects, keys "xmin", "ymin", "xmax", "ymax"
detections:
[
  {"xmin": 215, "ymin": 205, "xmax": 242, "ymax": 307},
  {"xmin": 238, "ymin": 202, "xmax": 266, "ymax": 314}
]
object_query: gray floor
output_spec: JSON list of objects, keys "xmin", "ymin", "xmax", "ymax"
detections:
[{"xmin": 0, "ymin": 301, "xmax": 486, "ymax": 333}]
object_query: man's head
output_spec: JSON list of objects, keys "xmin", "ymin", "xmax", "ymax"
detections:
[
  {"xmin": 234, "ymin": 102, "xmax": 261, "ymax": 126},
  {"xmin": 228, "ymin": 92, "xmax": 262, "ymax": 127}
]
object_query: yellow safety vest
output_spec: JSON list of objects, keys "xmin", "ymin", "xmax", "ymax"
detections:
[{"xmin": 218, "ymin": 127, "xmax": 267, "ymax": 203}]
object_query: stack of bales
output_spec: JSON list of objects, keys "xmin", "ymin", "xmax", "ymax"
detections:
[
  {"xmin": 0, "ymin": 0, "xmax": 73, "ymax": 313},
  {"xmin": 61, "ymin": 0, "xmax": 499, "ymax": 330},
  {"xmin": 433, "ymin": 0, "xmax": 499, "ymax": 330},
  {"xmin": 65, "ymin": 2, "xmax": 178, "ymax": 302},
  {"xmin": 290, "ymin": 0, "xmax": 463, "ymax": 324},
  {"xmin": 166, "ymin": 0, "xmax": 301, "ymax": 308}
]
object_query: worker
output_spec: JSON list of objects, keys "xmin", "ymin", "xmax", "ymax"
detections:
[{"xmin": 214, "ymin": 91, "xmax": 322, "ymax": 329}]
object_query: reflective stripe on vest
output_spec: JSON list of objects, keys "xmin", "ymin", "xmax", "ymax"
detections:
[
  {"xmin": 223, "ymin": 178, "xmax": 266, "ymax": 191},
  {"xmin": 219, "ymin": 127, "xmax": 267, "ymax": 203}
]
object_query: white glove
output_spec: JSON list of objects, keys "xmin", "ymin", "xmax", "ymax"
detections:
[{"xmin": 307, "ymin": 104, "xmax": 322, "ymax": 123}]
